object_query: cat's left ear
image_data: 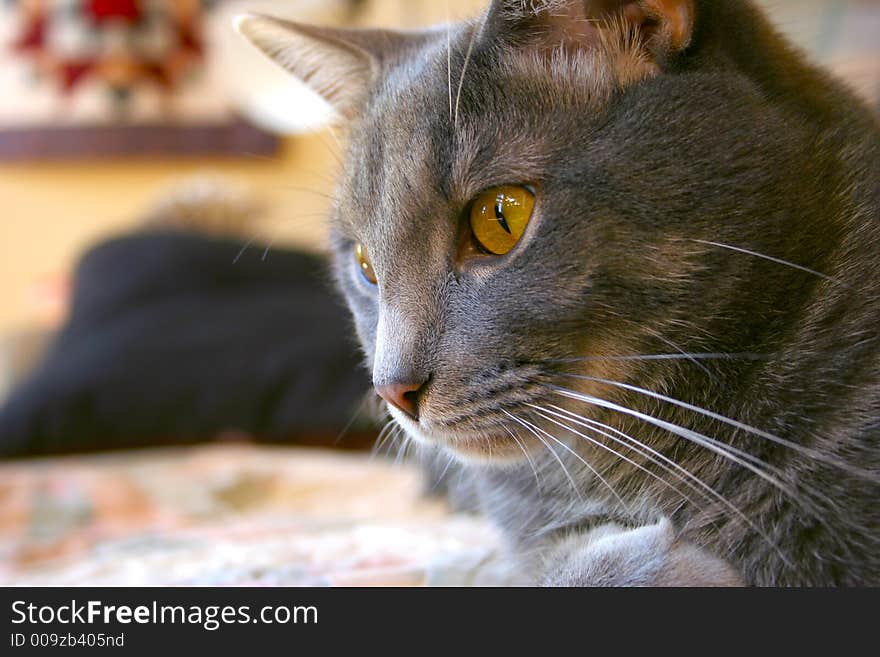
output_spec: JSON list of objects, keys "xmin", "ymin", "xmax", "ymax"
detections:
[
  {"xmin": 235, "ymin": 14, "xmax": 429, "ymax": 120},
  {"xmin": 486, "ymin": 0, "xmax": 696, "ymax": 65}
]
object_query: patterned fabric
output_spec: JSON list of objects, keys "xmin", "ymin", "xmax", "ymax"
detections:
[
  {"xmin": 9, "ymin": 0, "xmax": 207, "ymax": 96},
  {"xmin": 0, "ymin": 0, "xmax": 224, "ymax": 125},
  {"xmin": 0, "ymin": 446, "xmax": 511, "ymax": 586}
]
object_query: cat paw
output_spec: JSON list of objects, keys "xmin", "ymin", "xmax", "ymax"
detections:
[{"xmin": 540, "ymin": 519, "xmax": 743, "ymax": 587}]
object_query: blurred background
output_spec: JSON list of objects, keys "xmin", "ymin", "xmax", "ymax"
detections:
[
  {"xmin": 1, "ymin": 0, "xmax": 878, "ymax": 358},
  {"xmin": 0, "ymin": 0, "xmax": 877, "ymax": 586}
]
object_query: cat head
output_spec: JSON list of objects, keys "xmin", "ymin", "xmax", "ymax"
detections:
[{"xmin": 237, "ymin": 0, "xmax": 827, "ymax": 462}]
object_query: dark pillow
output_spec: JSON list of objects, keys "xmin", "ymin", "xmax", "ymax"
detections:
[{"xmin": 0, "ymin": 232, "xmax": 372, "ymax": 458}]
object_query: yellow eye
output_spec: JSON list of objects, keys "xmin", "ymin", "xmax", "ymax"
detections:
[
  {"xmin": 355, "ymin": 243, "xmax": 378, "ymax": 285},
  {"xmin": 470, "ymin": 185, "xmax": 535, "ymax": 256}
]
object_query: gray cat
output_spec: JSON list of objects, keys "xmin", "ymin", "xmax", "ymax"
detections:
[{"xmin": 238, "ymin": 0, "xmax": 880, "ymax": 586}]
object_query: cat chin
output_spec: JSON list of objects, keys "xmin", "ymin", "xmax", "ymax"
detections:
[
  {"xmin": 441, "ymin": 444, "xmax": 531, "ymax": 468},
  {"xmin": 389, "ymin": 410, "xmax": 531, "ymax": 467}
]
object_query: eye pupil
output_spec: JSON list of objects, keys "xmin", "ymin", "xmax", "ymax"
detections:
[{"xmin": 494, "ymin": 194, "xmax": 512, "ymax": 234}]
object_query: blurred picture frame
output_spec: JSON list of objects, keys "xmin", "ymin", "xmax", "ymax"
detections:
[{"xmin": 0, "ymin": 0, "xmax": 279, "ymax": 160}]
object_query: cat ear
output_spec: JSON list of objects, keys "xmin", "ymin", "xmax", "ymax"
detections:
[
  {"xmin": 234, "ymin": 14, "xmax": 427, "ymax": 120},
  {"xmin": 486, "ymin": 0, "xmax": 695, "ymax": 63}
]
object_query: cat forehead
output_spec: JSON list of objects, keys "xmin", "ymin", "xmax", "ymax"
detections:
[
  {"xmin": 333, "ymin": 36, "xmax": 619, "ymax": 236},
  {"xmin": 370, "ymin": 29, "xmax": 620, "ymax": 120}
]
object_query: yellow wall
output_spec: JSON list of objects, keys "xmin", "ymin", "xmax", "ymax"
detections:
[{"xmin": 0, "ymin": 135, "xmax": 340, "ymax": 330}]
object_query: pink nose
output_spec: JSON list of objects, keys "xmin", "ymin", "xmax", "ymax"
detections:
[{"xmin": 376, "ymin": 380, "xmax": 426, "ymax": 420}]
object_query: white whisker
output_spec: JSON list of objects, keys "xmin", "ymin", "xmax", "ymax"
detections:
[
  {"xmin": 646, "ymin": 331, "xmax": 718, "ymax": 383},
  {"xmin": 503, "ymin": 424, "xmax": 543, "ymax": 491},
  {"xmin": 528, "ymin": 404, "xmax": 702, "ymax": 511},
  {"xmin": 550, "ymin": 386, "xmax": 798, "ymax": 502},
  {"xmin": 232, "ymin": 237, "xmax": 256, "ymax": 265},
  {"xmin": 503, "ymin": 410, "xmax": 583, "ymax": 502},
  {"xmin": 453, "ymin": 22, "xmax": 479, "ymax": 130},
  {"xmin": 371, "ymin": 419, "xmax": 399, "ymax": 459},
  {"xmin": 393, "ymin": 431, "xmax": 412, "ymax": 467},
  {"xmin": 431, "ymin": 451, "xmax": 458, "ymax": 491},
  {"xmin": 565, "ymin": 374, "xmax": 869, "ymax": 478},
  {"xmin": 541, "ymin": 404, "xmax": 760, "ymax": 557},
  {"xmin": 546, "ymin": 390, "xmax": 793, "ymax": 566},
  {"xmin": 507, "ymin": 411, "xmax": 631, "ymax": 514},
  {"xmin": 446, "ymin": 2, "xmax": 453, "ymax": 122},
  {"xmin": 546, "ymin": 353, "xmax": 770, "ymax": 364},
  {"xmin": 334, "ymin": 395, "xmax": 369, "ymax": 446},
  {"xmin": 694, "ymin": 239, "xmax": 844, "ymax": 286}
]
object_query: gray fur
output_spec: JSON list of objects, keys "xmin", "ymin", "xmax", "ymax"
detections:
[{"xmin": 241, "ymin": 0, "xmax": 880, "ymax": 586}]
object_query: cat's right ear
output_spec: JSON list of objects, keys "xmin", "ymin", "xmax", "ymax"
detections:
[
  {"xmin": 484, "ymin": 0, "xmax": 696, "ymax": 66},
  {"xmin": 234, "ymin": 14, "xmax": 426, "ymax": 121}
]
